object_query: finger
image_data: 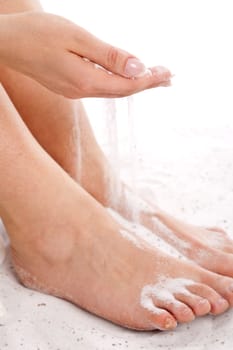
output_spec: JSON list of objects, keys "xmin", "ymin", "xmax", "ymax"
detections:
[
  {"xmin": 66, "ymin": 54, "xmax": 172, "ymax": 98},
  {"xmin": 70, "ymin": 23, "xmax": 151, "ymax": 78}
]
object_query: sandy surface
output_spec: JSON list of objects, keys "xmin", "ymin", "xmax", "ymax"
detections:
[{"xmin": 1, "ymin": 117, "xmax": 233, "ymax": 349}]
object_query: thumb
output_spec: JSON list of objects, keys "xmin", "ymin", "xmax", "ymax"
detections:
[{"xmin": 98, "ymin": 46, "xmax": 148, "ymax": 78}]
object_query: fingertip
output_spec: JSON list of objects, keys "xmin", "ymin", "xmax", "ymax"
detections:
[{"xmin": 150, "ymin": 65, "xmax": 173, "ymax": 81}]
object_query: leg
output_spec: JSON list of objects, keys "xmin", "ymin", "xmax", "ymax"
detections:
[
  {"xmin": 2, "ymin": 57, "xmax": 233, "ymax": 278},
  {"xmin": 3, "ymin": 83, "xmax": 233, "ymax": 330},
  {"xmin": 0, "ymin": 65, "xmax": 110, "ymax": 201},
  {"xmin": 0, "ymin": 0, "xmax": 108, "ymax": 198},
  {"xmin": 2, "ymin": 0, "xmax": 233, "ymax": 294},
  {"xmin": 2, "ymin": 0, "xmax": 233, "ymax": 277}
]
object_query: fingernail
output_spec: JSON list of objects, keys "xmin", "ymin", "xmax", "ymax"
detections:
[{"xmin": 124, "ymin": 58, "xmax": 147, "ymax": 78}]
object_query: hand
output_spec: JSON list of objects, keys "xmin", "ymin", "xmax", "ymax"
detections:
[{"xmin": 0, "ymin": 11, "xmax": 172, "ymax": 98}]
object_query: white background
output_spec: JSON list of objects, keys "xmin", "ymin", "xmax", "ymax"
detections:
[
  {"xmin": 40, "ymin": 1, "xmax": 233, "ymax": 124},
  {"xmin": 40, "ymin": 1, "xmax": 233, "ymax": 157}
]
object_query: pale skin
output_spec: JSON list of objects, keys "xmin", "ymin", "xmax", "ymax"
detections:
[
  {"xmin": 1, "ymin": 0, "xmax": 233, "ymax": 332},
  {"xmin": 0, "ymin": 1, "xmax": 171, "ymax": 98}
]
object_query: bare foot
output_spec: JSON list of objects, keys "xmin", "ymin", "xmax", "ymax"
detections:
[
  {"xmin": 2, "ymin": 69, "xmax": 232, "ymax": 331},
  {"xmin": 118, "ymin": 186, "xmax": 233, "ymax": 278},
  {"xmin": 3, "ymin": 164, "xmax": 233, "ymax": 331}
]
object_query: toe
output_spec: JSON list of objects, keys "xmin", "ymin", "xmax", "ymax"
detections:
[
  {"xmin": 154, "ymin": 298, "xmax": 195, "ymax": 324},
  {"xmin": 175, "ymin": 292, "xmax": 211, "ymax": 316},
  {"xmin": 196, "ymin": 248, "xmax": 233, "ymax": 277},
  {"xmin": 199, "ymin": 267, "xmax": 233, "ymax": 307},
  {"xmin": 205, "ymin": 227, "xmax": 233, "ymax": 254},
  {"xmin": 147, "ymin": 309, "xmax": 177, "ymax": 331},
  {"xmin": 213, "ymin": 278, "xmax": 233, "ymax": 307},
  {"xmin": 187, "ymin": 283, "xmax": 229, "ymax": 315}
]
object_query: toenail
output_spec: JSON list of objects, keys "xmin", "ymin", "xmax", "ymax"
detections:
[
  {"xmin": 217, "ymin": 298, "xmax": 228, "ymax": 307},
  {"xmin": 164, "ymin": 318, "xmax": 177, "ymax": 330},
  {"xmin": 198, "ymin": 299, "xmax": 209, "ymax": 306},
  {"xmin": 182, "ymin": 307, "xmax": 192, "ymax": 315}
]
